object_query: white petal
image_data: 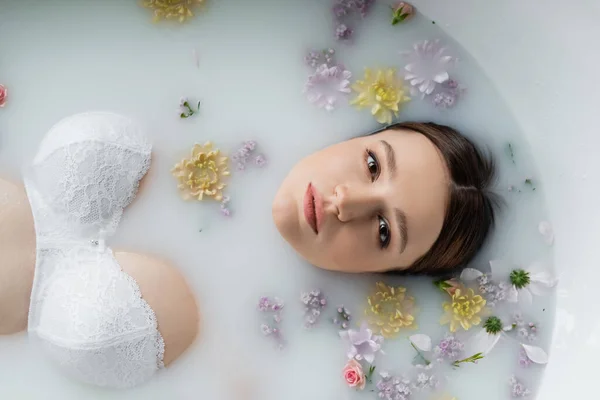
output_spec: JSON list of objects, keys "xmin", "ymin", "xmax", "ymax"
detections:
[
  {"xmin": 520, "ymin": 288, "xmax": 533, "ymax": 305},
  {"xmin": 409, "ymin": 334, "xmax": 432, "ymax": 352},
  {"xmin": 433, "ymin": 72, "xmax": 450, "ymax": 83},
  {"xmin": 522, "ymin": 344, "xmax": 549, "ymax": 364},
  {"xmin": 364, "ymin": 353, "xmax": 375, "ymax": 364},
  {"xmin": 460, "ymin": 268, "xmax": 483, "ymax": 282},
  {"xmin": 538, "ymin": 221, "xmax": 554, "ymax": 245},
  {"xmin": 404, "ymin": 73, "xmax": 417, "ymax": 80},
  {"xmin": 469, "ymin": 329, "xmax": 501, "ymax": 356},
  {"xmin": 506, "ymin": 286, "xmax": 519, "ymax": 303}
]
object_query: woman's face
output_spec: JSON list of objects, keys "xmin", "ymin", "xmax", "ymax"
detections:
[{"xmin": 272, "ymin": 128, "xmax": 450, "ymax": 273}]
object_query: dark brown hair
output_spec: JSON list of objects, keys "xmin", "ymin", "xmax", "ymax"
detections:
[{"xmin": 385, "ymin": 122, "xmax": 499, "ymax": 276}]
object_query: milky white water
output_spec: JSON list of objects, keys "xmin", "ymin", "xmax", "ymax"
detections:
[{"xmin": 0, "ymin": 1, "xmax": 555, "ymax": 399}]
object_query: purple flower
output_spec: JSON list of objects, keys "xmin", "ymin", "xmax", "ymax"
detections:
[
  {"xmin": 300, "ymin": 289, "xmax": 327, "ymax": 328},
  {"xmin": 304, "ymin": 48, "xmax": 336, "ymax": 69},
  {"xmin": 434, "ymin": 334, "xmax": 464, "ymax": 360},
  {"xmin": 258, "ymin": 296, "xmax": 285, "ymax": 349},
  {"xmin": 304, "ymin": 64, "xmax": 352, "ymax": 111},
  {"xmin": 401, "ymin": 39, "xmax": 457, "ymax": 97},
  {"xmin": 518, "ymin": 348, "xmax": 532, "ymax": 368},
  {"xmin": 431, "ymin": 78, "xmax": 465, "ymax": 109},
  {"xmin": 335, "ymin": 23, "xmax": 353, "ymax": 40},
  {"xmin": 254, "ymin": 154, "xmax": 267, "ymax": 167},
  {"xmin": 411, "ymin": 364, "xmax": 438, "ymax": 391},
  {"xmin": 376, "ymin": 372, "xmax": 412, "ymax": 400},
  {"xmin": 509, "ymin": 375, "xmax": 531, "ymax": 397},
  {"xmin": 339, "ymin": 322, "xmax": 384, "ymax": 364}
]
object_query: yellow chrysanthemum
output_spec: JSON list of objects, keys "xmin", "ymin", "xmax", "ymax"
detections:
[
  {"xmin": 350, "ymin": 68, "xmax": 410, "ymax": 124},
  {"xmin": 172, "ymin": 142, "xmax": 230, "ymax": 201},
  {"xmin": 142, "ymin": 0, "xmax": 206, "ymax": 23},
  {"xmin": 434, "ymin": 395, "xmax": 458, "ymax": 400},
  {"xmin": 440, "ymin": 287, "xmax": 487, "ymax": 332},
  {"xmin": 365, "ymin": 282, "xmax": 417, "ymax": 338}
]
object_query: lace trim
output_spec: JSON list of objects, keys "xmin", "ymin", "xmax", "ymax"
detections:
[{"xmin": 117, "ymin": 257, "xmax": 166, "ymax": 370}]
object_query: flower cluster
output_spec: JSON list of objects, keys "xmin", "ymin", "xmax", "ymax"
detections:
[
  {"xmin": 475, "ymin": 273, "xmax": 509, "ymax": 307},
  {"xmin": 333, "ymin": 305, "xmax": 352, "ymax": 330},
  {"xmin": 431, "ymin": 79, "xmax": 465, "ymax": 109},
  {"xmin": 178, "ymin": 97, "xmax": 201, "ymax": 118},
  {"xmin": 376, "ymin": 371, "xmax": 412, "ymax": 400},
  {"xmin": 142, "ymin": 0, "xmax": 205, "ymax": 23},
  {"xmin": 304, "ymin": 64, "xmax": 352, "ymax": 111},
  {"xmin": 351, "ymin": 68, "xmax": 411, "ymax": 124},
  {"xmin": 411, "ymin": 363, "xmax": 438, "ymax": 391},
  {"xmin": 300, "ymin": 289, "xmax": 327, "ymax": 328},
  {"xmin": 232, "ymin": 141, "xmax": 267, "ymax": 171},
  {"xmin": 518, "ymin": 348, "xmax": 532, "ymax": 368},
  {"xmin": 434, "ymin": 334, "xmax": 464, "ymax": 361},
  {"xmin": 172, "ymin": 142, "xmax": 230, "ymax": 201},
  {"xmin": 219, "ymin": 195, "xmax": 231, "ymax": 217},
  {"xmin": 0, "ymin": 84, "xmax": 7, "ymax": 108},
  {"xmin": 365, "ymin": 282, "xmax": 417, "ymax": 338},
  {"xmin": 305, "ymin": 48, "xmax": 336, "ymax": 69},
  {"xmin": 258, "ymin": 296, "xmax": 285, "ymax": 349},
  {"xmin": 332, "ymin": 0, "xmax": 376, "ymax": 41},
  {"xmin": 511, "ymin": 313, "xmax": 538, "ymax": 342},
  {"xmin": 509, "ymin": 375, "xmax": 531, "ymax": 398}
]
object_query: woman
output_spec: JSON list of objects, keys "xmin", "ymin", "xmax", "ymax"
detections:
[
  {"xmin": 273, "ymin": 121, "xmax": 497, "ymax": 275},
  {"xmin": 0, "ymin": 114, "xmax": 496, "ymax": 388}
]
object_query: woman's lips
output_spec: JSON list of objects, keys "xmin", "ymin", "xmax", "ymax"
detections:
[{"xmin": 303, "ymin": 183, "xmax": 323, "ymax": 234}]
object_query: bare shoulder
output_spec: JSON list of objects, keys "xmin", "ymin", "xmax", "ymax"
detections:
[
  {"xmin": 0, "ymin": 177, "xmax": 35, "ymax": 335},
  {"xmin": 115, "ymin": 251, "xmax": 200, "ymax": 366}
]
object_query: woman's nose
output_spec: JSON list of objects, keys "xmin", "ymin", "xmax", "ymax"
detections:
[{"xmin": 333, "ymin": 184, "xmax": 377, "ymax": 222}]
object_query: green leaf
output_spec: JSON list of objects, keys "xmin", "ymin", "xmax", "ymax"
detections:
[{"xmin": 180, "ymin": 113, "xmax": 187, "ymax": 118}]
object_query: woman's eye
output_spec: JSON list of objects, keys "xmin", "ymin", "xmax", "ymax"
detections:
[
  {"xmin": 378, "ymin": 216, "xmax": 391, "ymax": 248},
  {"xmin": 366, "ymin": 151, "xmax": 379, "ymax": 181}
]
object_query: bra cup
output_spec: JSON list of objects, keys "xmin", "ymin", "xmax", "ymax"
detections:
[{"xmin": 25, "ymin": 112, "xmax": 164, "ymax": 388}]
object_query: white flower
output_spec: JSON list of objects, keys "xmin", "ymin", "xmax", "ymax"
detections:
[
  {"xmin": 401, "ymin": 39, "xmax": 457, "ymax": 97},
  {"xmin": 339, "ymin": 322, "xmax": 384, "ymax": 364},
  {"xmin": 303, "ymin": 64, "xmax": 351, "ymax": 111},
  {"xmin": 462, "ymin": 260, "xmax": 557, "ymax": 305},
  {"xmin": 466, "ymin": 316, "xmax": 548, "ymax": 365},
  {"xmin": 409, "ymin": 333, "xmax": 432, "ymax": 352}
]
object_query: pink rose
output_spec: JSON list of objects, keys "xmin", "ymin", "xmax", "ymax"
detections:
[
  {"xmin": 0, "ymin": 85, "xmax": 6, "ymax": 108},
  {"xmin": 342, "ymin": 359, "xmax": 366, "ymax": 390}
]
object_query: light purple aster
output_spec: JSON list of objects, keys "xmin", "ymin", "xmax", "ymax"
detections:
[
  {"xmin": 509, "ymin": 375, "xmax": 531, "ymax": 398},
  {"xmin": 304, "ymin": 64, "xmax": 351, "ymax": 112},
  {"xmin": 339, "ymin": 321, "xmax": 384, "ymax": 364},
  {"xmin": 401, "ymin": 39, "xmax": 457, "ymax": 97}
]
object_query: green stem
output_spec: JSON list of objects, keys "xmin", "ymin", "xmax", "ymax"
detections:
[
  {"xmin": 452, "ymin": 352, "xmax": 484, "ymax": 367},
  {"xmin": 410, "ymin": 342, "xmax": 431, "ymax": 365}
]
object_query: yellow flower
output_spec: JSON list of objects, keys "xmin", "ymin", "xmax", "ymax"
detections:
[
  {"xmin": 440, "ymin": 287, "xmax": 487, "ymax": 332},
  {"xmin": 142, "ymin": 0, "xmax": 206, "ymax": 23},
  {"xmin": 365, "ymin": 282, "xmax": 417, "ymax": 338},
  {"xmin": 350, "ymin": 68, "xmax": 410, "ymax": 124},
  {"xmin": 172, "ymin": 142, "xmax": 230, "ymax": 201},
  {"xmin": 434, "ymin": 395, "xmax": 458, "ymax": 400}
]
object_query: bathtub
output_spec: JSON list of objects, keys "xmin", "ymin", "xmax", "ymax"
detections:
[
  {"xmin": 0, "ymin": 0, "xmax": 596, "ymax": 398},
  {"xmin": 416, "ymin": 0, "xmax": 600, "ymax": 398}
]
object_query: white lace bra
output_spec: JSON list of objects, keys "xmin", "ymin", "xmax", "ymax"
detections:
[{"xmin": 24, "ymin": 112, "xmax": 165, "ymax": 388}]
